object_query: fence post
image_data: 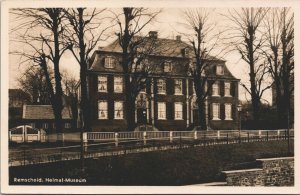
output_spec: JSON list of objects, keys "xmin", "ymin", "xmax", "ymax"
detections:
[
  {"xmin": 115, "ymin": 133, "xmax": 119, "ymax": 147},
  {"xmin": 247, "ymin": 132, "xmax": 249, "ymax": 143},
  {"xmin": 217, "ymin": 131, "xmax": 220, "ymax": 140},
  {"xmin": 169, "ymin": 131, "xmax": 173, "ymax": 143},
  {"xmin": 266, "ymin": 131, "xmax": 269, "ymax": 141},
  {"xmin": 194, "ymin": 131, "xmax": 197, "ymax": 140},
  {"xmin": 83, "ymin": 132, "xmax": 88, "ymax": 152},
  {"xmin": 259, "ymin": 130, "xmax": 262, "ymax": 139},
  {"xmin": 226, "ymin": 133, "xmax": 229, "ymax": 144},
  {"xmin": 277, "ymin": 130, "xmax": 280, "ymax": 140},
  {"xmin": 143, "ymin": 131, "xmax": 147, "ymax": 145}
]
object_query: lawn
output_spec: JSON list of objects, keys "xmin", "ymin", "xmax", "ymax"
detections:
[{"xmin": 9, "ymin": 140, "xmax": 293, "ymax": 185}]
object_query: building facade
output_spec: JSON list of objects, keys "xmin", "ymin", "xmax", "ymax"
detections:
[{"xmin": 87, "ymin": 32, "xmax": 240, "ymax": 131}]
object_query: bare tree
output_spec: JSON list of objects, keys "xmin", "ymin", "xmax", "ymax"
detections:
[
  {"xmin": 225, "ymin": 8, "xmax": 270, "ymax": 123},
  {"xmin": 112, "ymin": 8, "xmax": 161, "ymax": 131},
  {"xmin": 18, "ymin": 65, "xmax": 53, "ymax": 104},
  {"xmin": 264, "ymin": 8, "xmax": 294, "ymax": 127},
  {"xmin": 64, "ymin": 8, "xmax": 109, "ymax": 132},
  {"xmin": 10, "ymin": 8, "xmax": 69, "ymax": 138},
  {"xmin": 181, "ymin": 8, "xmax": 222, "ymax": 130}
]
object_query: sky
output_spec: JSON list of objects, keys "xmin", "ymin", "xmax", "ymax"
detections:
[{"xmin": 8, "ymin": 8, "xmax": 273, "ymax": 104}]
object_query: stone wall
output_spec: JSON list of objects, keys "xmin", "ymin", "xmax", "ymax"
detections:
[{"xmin": 222, "ymin": 157, "xmax": 294, "ymax": 186}]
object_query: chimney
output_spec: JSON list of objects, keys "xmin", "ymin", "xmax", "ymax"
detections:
[
  {"xmin": 149, "ymin": 31, "xmax": 158, "ymax": 39},
  {"xmin": 176, "ymin": 35, "xmax": 181, "ymax": 41}
]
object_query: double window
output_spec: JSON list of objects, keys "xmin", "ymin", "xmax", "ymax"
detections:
[
  {"xmin": 212, "ymin": 82, "xmax": 220, "ymax": 96},
  {"xmin": 114, "ymin": 76, "xmax": 123, "ymax": 93},
  {"xmin": 225, "ymin": 104, "xmax": 232, "ymax": 120},
  {"xmin": 157, "ymin": 102, "xmax": 166, "ymax": 120},
  {"xmin": 98, "ymin": 101, "xmax": 108, "ymax": 119},
  {"xmin": 174, "ymin": 102, "xmax": 183, "ymax": 120},
  {"xmin": 104, "ymin": 57, "xmax": 114, "ymax": 68},
  {"xmin": 174, "ymin": 79, "xmax": 182, "ymax": 95},
  {"xmin": 224, "ymin": 82, "xmax": 231, "ymax": 96},
  {"xmin": 164, "ymin": 61, "xmax": 172, "ymax": 72},
  {"xmin": 216, "ymin": 65, "xmax": 224, "ymax": 75},
  {"xmin": 114, "ymin": 101, "xmax": 124, "ymax": 119},
  {"xmin": 98, "ymin": 76, "xmax": 107, "ymax": 92},
  {"xmin": 212, "ymin": 103, "xmax": 220, "ymax": 120},
  {"xmin": 157, "ymin": 79, "xmax": 166, "ymax": 94}
]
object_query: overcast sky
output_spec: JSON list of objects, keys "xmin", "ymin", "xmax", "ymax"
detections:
[{"xmin": 9, "ymin": 8, "xmax": 274, "ymax": 104}]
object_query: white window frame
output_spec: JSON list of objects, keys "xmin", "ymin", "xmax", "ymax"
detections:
[
  {"xmin": 225, "ymin": 103, "xmax": 232, "ymax": 120},
  {"xmin": 157, "ymin": 102, "xmax": 166, "ymax": 120},
  {"xmin": 212, "ymin": 82, "xmax": 220, "ymax": 96},
  {"xmin": 98, "ymin": 101, "xmax": 108, "ymax": 119},
  {"xmin": 164, "ymin": 61, "xmax": 172, "ymax": 72},
  {"xmin": 216, "ymin": 65, "xmax": 224, "ymax": 75},
  {"xmin": 174, "ymin": 102, "xmax": 183, "ymax": 120},
  {"xmin": 157, "ymin": 79, "xmax": 166, "ymax": 94},
  {"xmin": 64, "ymin": 123, "xmax": 71, "ymax": 128},
  {"xmin": 212, "ymin": 103, "xmax": 220, "ymax": 120},
  {"xmin": 104, "ymin": 56, "xmax": 114, "ymax": 69},
  {"xmin": 114, "ymin": 101, "xmax": 124, "ymax": 119},
  {"xmin": 174, "ymin": 79, "xmax": 183, "ymax": 95},
  {"xmin": 224, "ymin": 82, "xmax": 231, "ymax": 97},
  {"xmin": 98, "ymin": 75, "xmax": 107, "ymax": 92},
  {"xmin": 114, "ymin": 76, "xmax": 123, "ymax": 93}
]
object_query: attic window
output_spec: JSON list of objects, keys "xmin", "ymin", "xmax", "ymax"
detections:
[
  {"xmin": 216, "ymin": 65, "xmax": 224, "ymax": 75},
  {"xmin": 183, "ymin": 48, "xmax": 189, "ymax": 57},
  {"xmin": 104, "ymin": 56, "xmax": 115, "ymax": 69},
  {"xmin": 164, "ymin": 61, "xmax": 172, "ymax": 72}
]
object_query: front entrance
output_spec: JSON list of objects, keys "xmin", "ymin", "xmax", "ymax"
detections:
[{"xmin": 137, "ymin": 108, "xmax": 147, "ymax": 124}]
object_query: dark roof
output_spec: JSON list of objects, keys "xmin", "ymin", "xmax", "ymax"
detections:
[
  {"xmin": 100, "ymin": 36, "xmax": 221, "ymax": 60},
  {"xmin": 23, "ymin": 105, "xmax": 72, "ymax": 120}
]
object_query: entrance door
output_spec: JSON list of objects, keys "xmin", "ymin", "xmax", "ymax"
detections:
[{"xmin": 137, "ymin": 108, "xmax": 147, "ymax": 124}]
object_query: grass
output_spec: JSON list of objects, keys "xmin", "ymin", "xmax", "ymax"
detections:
[{"xmin": 9, "ymin": 140, "xmax": 293, "ymax": 186}]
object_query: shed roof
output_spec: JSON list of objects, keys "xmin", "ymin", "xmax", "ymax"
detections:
[{"xmin": 23, "ymin": 105, "xmax": 72, "ymax": 120}]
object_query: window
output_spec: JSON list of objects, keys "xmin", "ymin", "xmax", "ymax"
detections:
[
  {"xmin": 224, "ymin": 82, "xmax": 231, "ymax": 96},
  {"xmin": 98, "ymin": 101, "xmax": 108, "ymax": 119},
  {"xmin": 174, "ymin": 79, "xmax": 182, "ymax": 95},
  {"xmin": 114, "ymin": 76, "xmax": 123, "ymax": 93},
  {"xmin": 225, "ymin": 104, "xmax": 232, "ymax": 120},
  {"xmin": 104, "ymin": 56, "xmax": 114, "ymax": 68},
  {"xmin": 65, "ymin": 123, "xmax": 71, "ymax": 128},
  {"xmin": 157, "ymin": 102, "xmax": 166, "ymax": 120},
  {"xmin": 157, "ymin": 79, "xmax": 166, "ymax": 94},
  {"xmin": 174, "ymin": 102, "xmax": 183, "ymax": 120},
  {"xmin": 42, "ymin": 123, "xmax": 48, "ymax": 129},
  {"xmin": 184, "ymin": 48, "xmax": 189, "ymax": 56},
  {"xmin": 216, "ymin": 65, "xmax": 224, "ymax": 75},
  {"xmin": 30, "ymin": 123, "xmax": 35, "ymax": 128},
  {"xmin": 212, "ymin": 82, "xmax": 220, "ymax": 96},
  {"xmin": 212, "ymin": 103, "xmax": 220, "ymax": 120},
  {"xmin": 114, "ymin": 101, "xmax": 124, "ymax": 119},
  {"xmin": 98, "ymin": 76, "xmax": 107, "ymax": 92},
  {"xmin": 164, "ymin": 61, "xmax": 172, "ymax": 72}
]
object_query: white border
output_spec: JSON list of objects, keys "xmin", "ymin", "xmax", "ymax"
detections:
[{"xmin": 1, "ymin": 0, "xmax": 300, "ymax": 194}]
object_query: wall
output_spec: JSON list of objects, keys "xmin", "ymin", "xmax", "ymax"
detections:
[{"xmin": 222, "ymin": 157, "xmax": 294, "ymax": 186}]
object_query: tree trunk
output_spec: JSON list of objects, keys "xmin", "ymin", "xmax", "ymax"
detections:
[
  {"xmin": 78, "ymin": 8, "xmax": 91, "ymax": 132},
  {"xmin": 194, "ymin": 76, "xmax": 207, "ymax": 130},
  {"xmin": 124, "ymin": 74, "xmax": 136, "ymax": 131}
]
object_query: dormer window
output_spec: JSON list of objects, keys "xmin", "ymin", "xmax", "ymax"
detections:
[
  {"xmin": 164, "ymin": 61, "xmax": 172, "ymax": 72},
  {"xmin": 182, "ymin": 48, "xmax": 190, "ymax": 57},
  {"xmin": 104, "ymin": 56, "xmax": 114, "ymax": 69},
  {"xmin": 216, "ymin": 65, "xmax": 224, "ymax": 75}
]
